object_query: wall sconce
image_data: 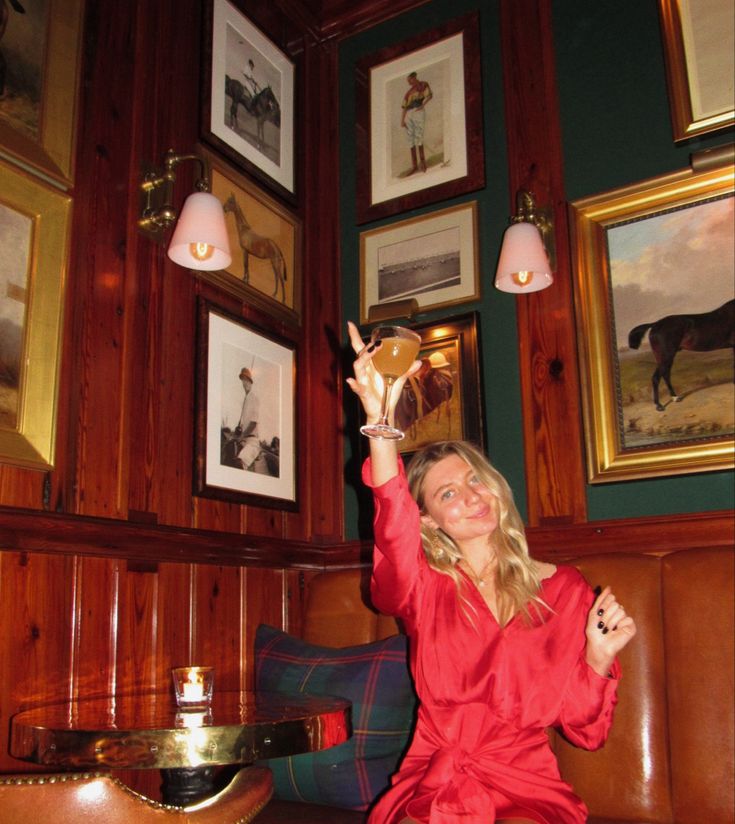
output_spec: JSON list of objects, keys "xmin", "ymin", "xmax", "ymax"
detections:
[
  {"xmin": 494, "ymin": 189, "xmax": 555, "ymax": 293},
  {"xmin": 138, "ymin": 149, "xmax": 232, "ymax": 271}
]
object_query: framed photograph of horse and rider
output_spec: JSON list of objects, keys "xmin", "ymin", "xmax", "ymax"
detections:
[
  {"xmin": 202, "ymin": 0, "xmax": 296, "ymax": 203},
  {"xmin": 570, "ymin": 161, "xmax": 734, "ymax": 483},
  {"xmin": 194, "ymin": 298, "xmax": 297, "ymax": 510},
  {"xmin": 199, "ymin": 146, "xmax": 302, "ymax": 326},
  {"xmin": 354, "ymin": 11, "xmax": 484, "ymax": 224}
]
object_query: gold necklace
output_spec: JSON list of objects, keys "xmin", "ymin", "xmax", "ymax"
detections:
[{"xmin": 462, "ymin": 556, "xmax": 495, "ymax": 588}]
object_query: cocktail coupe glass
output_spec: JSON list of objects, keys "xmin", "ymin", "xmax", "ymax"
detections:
[{"xmin": 360, "ymin": 325, "xmax": 422, "ymax": 440}]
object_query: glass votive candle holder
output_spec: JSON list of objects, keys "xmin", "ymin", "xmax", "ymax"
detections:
[{"xmin": 172, "ymin": 666, "xmax": 214, "ymax": 710}]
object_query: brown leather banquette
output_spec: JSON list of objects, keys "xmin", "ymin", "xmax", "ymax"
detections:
[{"xmin": 254, "ymin": 547, "xmax": 734, "ymax": 824}]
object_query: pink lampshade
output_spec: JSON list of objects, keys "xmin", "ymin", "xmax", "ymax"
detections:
[
  {"xmin": 494, "ymin": 221, "xmax": 554, "ymax": 293},
  {"xmin": 167, "ymin": 192, "xmax": 232, "ymax": 271}
]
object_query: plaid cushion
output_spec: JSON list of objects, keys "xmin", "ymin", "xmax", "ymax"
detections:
[{"xmin": 254, "ymin": 623, "xmax": 416, "ymax": 810}]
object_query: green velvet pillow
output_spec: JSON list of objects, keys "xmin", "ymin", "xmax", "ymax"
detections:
[{"xmin": 255, "ymin": 624, "xmax": 416, "ymax": 810}]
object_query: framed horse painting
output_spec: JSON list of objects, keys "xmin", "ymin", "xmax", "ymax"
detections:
[
  {"xmin": 199, "ymin": 146, "xmax": 302, "ymax": 326},
  {"xmin": 359, "ymin": 312, "xmax": 485, "ymax": 461},
  {"xmin": 201, "ymin": 0, "xmax": 295, "ymax": 202},
  {"xmin": 570, "ymin": 162, "xmax": 734, "ymax": 482}
]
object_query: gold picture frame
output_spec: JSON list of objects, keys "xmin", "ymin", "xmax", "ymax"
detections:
[
  {"xmin": 0, "ymin": 158, "xmax": 71, "ymax": 469},
  {"xmin": 658, "ymin": 0, "xmax": 735, "ymax": 141},
  {"xmin": 570, "ymin": 163, "xmax": 734, "ymax": 483},
  {"xmin": 0, "ymin": 0, "xmax": 85, "ymax": 187}
]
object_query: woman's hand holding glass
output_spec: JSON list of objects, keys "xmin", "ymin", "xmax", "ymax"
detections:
[{"xmin": 346, "ymin": 321, "xmax": 421, "ymax": 441}]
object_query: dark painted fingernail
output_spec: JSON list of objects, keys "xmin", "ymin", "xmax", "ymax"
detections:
[
  {"xmin": 366, "ymin": 343, "xmax": 376, "ymax": 353},
  {"xmin": 593, "ymin": 585, "xmax": 602, "ymax": 597},
  {"xmin": 597, "ymin": 621, "xmax": 604, "ymax": 630},
  {"xmin": 602, "ymin": 627, "xmax": 609, "ymax": 635},
  {"xmin": 597, "ymin": 608, "xmax": 604, "ymax": 616}
]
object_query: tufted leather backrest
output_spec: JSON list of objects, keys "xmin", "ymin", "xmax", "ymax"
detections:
[{"xmin": 303, "ymin": 568, "xmax": 399, "ymax": 647}]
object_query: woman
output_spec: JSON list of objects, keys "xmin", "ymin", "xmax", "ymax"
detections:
[{"xmin": 346, "ymin": 321, "xmax": 636, "ymax": 824}]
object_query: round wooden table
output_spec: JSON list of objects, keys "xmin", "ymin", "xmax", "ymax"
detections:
[{"xmin": 10, "ymin": 690, "xmax": 351, "ymax": 805}]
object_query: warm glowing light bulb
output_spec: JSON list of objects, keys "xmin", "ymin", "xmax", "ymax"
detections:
[
  {"xmin": 511, "ymin": 270, "xmax": 534, "ymax": 288},
  {"xmin": 189, "ymin": 242, "xmax": 215, "ymax": 262}
]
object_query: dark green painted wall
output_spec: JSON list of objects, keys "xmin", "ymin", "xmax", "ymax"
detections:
[{"xmin": 339, "ymin": 1, "xmax": 734, "ymax": 539}]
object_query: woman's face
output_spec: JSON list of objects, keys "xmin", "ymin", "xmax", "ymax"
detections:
[{"xmin": 419, "ymin": 453, "xmax": 499, "ymax": 545}]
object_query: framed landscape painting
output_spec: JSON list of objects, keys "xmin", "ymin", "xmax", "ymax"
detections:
[
  {"xmin": 202, "ymin": 0, "xmax": 295, "ymax": 201},
  {"xmin": 194, "ymin": 300, "xmax": 297, "ymax": 510},
  {"xmin": 570, "ymin": 163, "xmax": 734, "ymax": 482},
  {"xmin": 355, "ymin": 12, "xmax": 484, "ymax": 224},
  {"xmin": 360, "ymin": 201, "xmax": 479, "ymax": 324},
  {"xmin": 0, "ymin": 0, "xmax": 84, "ymax": 187},
  {"xmin": 0, "ymin": 159, "xmax": 71, "ymax": 469}
]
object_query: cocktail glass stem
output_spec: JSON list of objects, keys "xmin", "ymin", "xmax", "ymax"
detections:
[{"xmin": 377, "ymin": 379, "xmax": 394, "ymax": 427}]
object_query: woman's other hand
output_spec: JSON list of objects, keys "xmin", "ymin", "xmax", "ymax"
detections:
[{"xmin": 585, "ymin": 586, "xmax": 637, "ymax": 677}]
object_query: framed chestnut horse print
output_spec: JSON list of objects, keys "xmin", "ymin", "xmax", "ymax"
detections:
[{"xmin": 570, "ymin": 162, "xmax": 734, "ymax": 482}]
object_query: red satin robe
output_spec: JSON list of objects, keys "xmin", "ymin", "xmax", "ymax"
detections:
[{"xmin": 363, "ymin": 460, "xmax": 620, "ymax": 824}]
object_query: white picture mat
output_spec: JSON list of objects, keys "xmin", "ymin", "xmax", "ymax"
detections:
[
  {"xmin": 210, "ymin": 0, "xmax": 294, "ymax": 193},
  {"xmin": 205, "ymin": 311, "xmax": 295, "ymax": 502},
  {"xmin": 369, "ymin": 33, "xmax": 467, "ymax": 206},
  {"xmin": 361, "ymin": 202, "xmax": 478, "ymax": 323}
]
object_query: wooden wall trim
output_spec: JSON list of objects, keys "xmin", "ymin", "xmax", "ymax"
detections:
[
  {"xmin": 0, "ymin": 506, "xmax": 369, "ymax": 570},
  {"xmin": 528, "ymin": 508, "xmax": 735, "ymax": 560},
  {"xmin": 2, "ymin": 504, "xmax": 730, "ymax": 569}
]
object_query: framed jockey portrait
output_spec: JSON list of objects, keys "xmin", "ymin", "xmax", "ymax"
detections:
[
  {"xmin": 360, "ymin": 312, "xmax": 485, "ymax": 461},
  {"xmin": 194, "ymin": 299, "xmax": 298, "ymax": 510},
  {"xmin": 201, "ymin": 0, "xmax": 295, "ymax": 202},
  {"xmin": 197, "ymin": 146, "xmax": 302, "ymax": 326},
  {"xmin": 570, "ymin": 162, "xmax": 734, "ymax": 483},
  {"xmin": 354, "ymin": 12, "xmax": 484, "ymax": 224},
  {"xmin": 0, "ymin": 0, "xmax": 84, "ymax": 188}
]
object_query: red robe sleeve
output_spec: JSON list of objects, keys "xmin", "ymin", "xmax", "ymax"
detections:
[
  {"xmin": 362, "ymin": 457, "xmax": 426, "ymax": 629},
  {"xmin": 555, "ymin": 571, "xmax": 621, "ymax": 750}
]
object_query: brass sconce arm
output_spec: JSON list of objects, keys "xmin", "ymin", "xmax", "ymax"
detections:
[
  {"xmin": 511, "ymin": 189, "xmax": 556, "ymax": 272},
  {"xmin": 138, "ymin": 150, "xmax": 211, "ymax": 238}
]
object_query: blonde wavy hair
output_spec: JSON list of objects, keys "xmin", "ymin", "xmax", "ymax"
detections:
[{"xmin": 406, "ymin": 440, "xmax": 548, "ymax": 626}]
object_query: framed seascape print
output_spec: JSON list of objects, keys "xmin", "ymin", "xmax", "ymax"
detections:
[
  {"xmin": 195, "ymin": 300, "xmax": 297, "ymax": 510},
  {"xmin": 355, "ymin": 12, "xmax": 484, "ymax": 224},
  {"xmin": 202, "ymin": 0, "xmax": 296, "ymax": 201},
  {"xmin": 369, "ymin": 313, "xmax": 485, "ymax": 459},
  {"xmin": 0, "ymin": 158, "xmax": 71, "ymax": 469},
  {"xmin": 658, "ymin": 0, "xmax": 735, "ymax": 141},
  {"xmin": 0, "ymin": 0, "xmax": 84, "ymax": 188},
  {"xmin": 570, "ymin": 163, "xmax": 734, "ymax": 483},
  {"xmin": 200, "ymin": 147, "xmax": 302, "ymax": 326},
  {"xmin": 360, "ymin": 201, "xmax": 480, "ymax": 324}
]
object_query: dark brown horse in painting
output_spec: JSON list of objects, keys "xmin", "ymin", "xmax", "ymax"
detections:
[
  {"xmin": 396, "ymin": 359, "xmax": 454, "ymax": 436},
  {"xmin": 628, "ymin": 299, "xmax": 734, "ymax": 411}
]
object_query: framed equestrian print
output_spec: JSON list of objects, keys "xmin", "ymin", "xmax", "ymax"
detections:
[
  {"xmin": 354, "ymin": 12, "xmax": 484, "ymax": 224},
  {"xmin": 0, "ymin": 158, "xmax": 71, "ymax": 469},
  {"xmin": 658, "ymin": 0, "xmax": 734, "ymax": 141},
  {"xmin": 0, "ymin": 0, "xmax": 84, "ymax": 188},
  {"xmin": 360, "ymin": 312, "xmax": 485, "ymax": 460},
  {"xmin": 359, "ymin": 201, "xmax": 480, "ymax": 325},
  {"xmin": 194, "ymin": 299, "xmax": 297, "ymax": 510},
  {"xmin": 202, "ymin": 0, "xmax": 296, "ymax": 202},
  {"xmin": 570, "ymin": 162, "xmax": 734, "ymax": 483},
  {"xmin": 199, "ymin": 147, "xmax": 302, "ymax": 326}
]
